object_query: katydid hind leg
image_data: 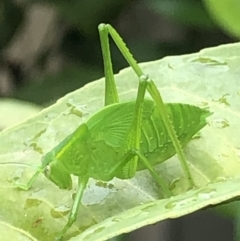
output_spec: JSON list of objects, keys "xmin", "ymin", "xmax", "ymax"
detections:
[
  {"xmin": 55, "ymin": 177, "xmax": 88, "ymax": 241},
  {"xmin": 100, "ymin": 24, "xmax": 144, "ymax": 77},
  {"xmin": 99, "ymin": 24, "xmax": 195, "ymax": 189},
  {"xmin": 146, "ymin": 80, "xmax": 195, "ymax": 188},
  {"xmin": 98, "ymin": 24, "xmax": 119, "ymax": 106}
]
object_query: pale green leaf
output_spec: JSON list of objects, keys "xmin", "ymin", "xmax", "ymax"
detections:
[
  {"xmin": 147, "ymin": 0, "xmax": 216, "ymax": 29},
  {"xmin": 203, "ymin": 0, "xmax": 240, "ymax": 38},
  {"xmin": 0, "ymin": 42, "xmax": 240, "ymax": 241},
  {"xmin": 0, "ymin": 99, "xmax": 41, "ymax": 130},
  {"xmin": 0, "ymin": 220, "xmax": 38, "ymax": 241}
]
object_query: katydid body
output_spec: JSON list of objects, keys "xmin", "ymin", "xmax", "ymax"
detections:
[
  {"xmin": 16, "ymin": 24, "xmax": 212, "ymax": 240},
  {"xmin": 44, "ymin": 99, "xmax": 210, "ymax": 184}
]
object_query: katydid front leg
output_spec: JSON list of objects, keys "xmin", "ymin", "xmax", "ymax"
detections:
[
  {"xmin": 98, "ymin": 24, "xmax": 195, "ymax": 189},
  {"xmin": 55, "ymin": 177, "xmax": 88, "ymax": 241},
  {"xmin": 15, "ymin": 151, "xmax": 72, "ymax": 191}
]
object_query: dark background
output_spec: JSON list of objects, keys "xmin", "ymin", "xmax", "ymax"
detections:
[{"xmin": 0, "ymin": 0, "xmax": 236, "ymax": 105}]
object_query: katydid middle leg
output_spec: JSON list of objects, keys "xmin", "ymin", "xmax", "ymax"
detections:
[{"xmin": 98, "ymin": 23, "xmax": 195, "ymax": 189}]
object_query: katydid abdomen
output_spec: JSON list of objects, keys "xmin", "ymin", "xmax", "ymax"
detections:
[{"xmin": 137, "ymin": 100, "xmax": 211, "ymax": 170}]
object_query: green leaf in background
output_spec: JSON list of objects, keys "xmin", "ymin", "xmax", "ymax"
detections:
[
  {"xmin": 1, "ymin": 42, "xmax": 240, "ymax": 241},
  {"xmin": 0, "ymin": 221, "xmax": 38, "ymax": 241},
  {"xmin": 203, "ymin": 0, "xmax": 240, "ymax": 38},
  {"xmin": 0, "ymin": 99, "xmax": 41, "ymax": 130},
  {"xmin": 146, "ymin": 0, "xmax": 216, "ymax": 29}
]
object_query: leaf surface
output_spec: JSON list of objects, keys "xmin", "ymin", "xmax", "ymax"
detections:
[
  {"xmin": 203, "ymin": 0, "xmax": 240, "ymax": 38},
  {"xmin": 1, "ymin": 43, "xmax": 240, "ymax": 241},
  {"xmin": 0, "ymin": 98, "xmax": 41, "ymax": 130}
]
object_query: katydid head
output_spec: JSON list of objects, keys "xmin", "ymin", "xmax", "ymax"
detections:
[{"xmin": 42, "ymin": 152, "xmax": 72, "ymax": 190}]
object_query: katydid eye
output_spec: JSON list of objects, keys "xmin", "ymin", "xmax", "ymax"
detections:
[{"xmin": 44, "ymin": 165, "xmax": 51, "ymax": 177}]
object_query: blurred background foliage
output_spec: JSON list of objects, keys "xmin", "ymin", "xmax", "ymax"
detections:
[
  {"xmin": 0, "ymin": 0, "xmax": 239, "ymax": 106},
  {"xmin": 1, "ymin": 0, "xmax": 240, "ymax": 240}
]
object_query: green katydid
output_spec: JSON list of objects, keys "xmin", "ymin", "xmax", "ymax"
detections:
[{"xmin": 16, "ymin": 24, "xmax": 211, "ymax": 240}]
